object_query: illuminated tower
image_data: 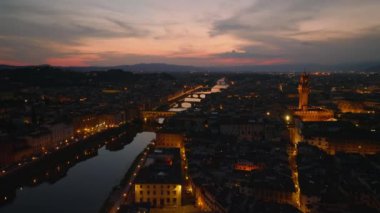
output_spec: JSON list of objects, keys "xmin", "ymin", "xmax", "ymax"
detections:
[{"xmin": 298, "ymin": 73, "xmax": 310, "ymax": 110}]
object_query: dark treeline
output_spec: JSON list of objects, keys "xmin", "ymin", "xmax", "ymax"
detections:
[{"xmin": 0, "ymin": 65, "xmax": 175, "ymax": 90}]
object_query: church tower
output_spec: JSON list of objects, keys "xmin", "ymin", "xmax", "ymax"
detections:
[{"xmin": 298, "ymin": 73, "xmax": 310, "ymax": 110}]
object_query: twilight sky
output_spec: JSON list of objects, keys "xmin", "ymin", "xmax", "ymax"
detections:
[{"xmin": 1, "ymin": 0, "xmax": 380, "ymax": 66}]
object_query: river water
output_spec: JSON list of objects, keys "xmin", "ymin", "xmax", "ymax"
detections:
[{"xmin": 0, "ymin": 131, "xmax": 155, "ymax": 213}]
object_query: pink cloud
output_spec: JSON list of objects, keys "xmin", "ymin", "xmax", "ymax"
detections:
[
  {"xmin": 46, "ymin": 54, "xmax": 101, "ymax": 67},
  {"xmin": 0, "ymin": 59, "xmax": 30, "ymax": 66},
  {"xmin": 46, "ymin": 57, "xmax": 89, "ymax": 67}
]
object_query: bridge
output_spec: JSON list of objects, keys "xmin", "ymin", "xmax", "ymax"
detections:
[
  {"xmin": 167, "ymin": 85, "xmax": 204, "ymax": 103},
  {"xmin": 141, "ymin": 111, "xmax": 177, "ymax": 121}
]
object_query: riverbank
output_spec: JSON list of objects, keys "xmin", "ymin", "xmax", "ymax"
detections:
[
  {"xmin": 0, "ymin": 122, "xmax": 141, "ymax": 206},
  {"xmin": 100, "ymin": 139, "xmax": 156, "ymax": 213},
  {"xmin": 0, "ymin": 131, "xmax": 155, "ymax": 213}
]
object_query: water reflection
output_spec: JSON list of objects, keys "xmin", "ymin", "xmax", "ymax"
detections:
[{"xmin": 0, "ymin": 125, "xmax": 155, "ymax": 213}]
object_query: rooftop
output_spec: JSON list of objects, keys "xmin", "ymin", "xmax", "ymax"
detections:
[
  {"xmin": 302, "ymin": 121, "xmax": 380, "ymax": 143},
  {"xmin": 135, "ymin": 148, "xmax": 183, "ymax": 184}
]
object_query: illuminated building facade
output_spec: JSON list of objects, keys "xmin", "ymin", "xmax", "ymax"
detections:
[
  {"xmin": 155, "ymin": 132, "xmax": 185, "ymax": 150},
  {"xmin": 298, "ymin": 73, "xmax": 310, "ymax": 110},
  {"xmin": 191, "ymin": 183, "xmax": 227, "ymax": 213},
  {"xmin": 292, "ymin": 73, "xmax": 335, "ymax": 122},
  {"xmin": 304, "ymin": 137, "xmax": 380, "ymax": 155},
  {"xmin": 234, "ymin": 161, "xmax": 262, "ymax": 172},
  {"xmin": 337, "ymin": 100, "xmax": 366, "ymax": 113},
  {"xmin": 297, "ymin": 121, "xmax": 380, "ymax": 155},
  {"xmin": 134, "ymin": 148, "xmax": 183, "ymax": 208},
  {"xmin": 134, "ymin": 183, "xmax": 181, "ymax": 208}
]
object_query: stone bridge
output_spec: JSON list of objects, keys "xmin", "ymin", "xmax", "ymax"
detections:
[{"xmin": 142, "ymin": 111, "xmax": 176, "ymax": 121}]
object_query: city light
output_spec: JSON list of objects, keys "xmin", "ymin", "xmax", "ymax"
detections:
[{"xmin": 0, "ymin": 33, "xmax": 379, "ymax": 213}]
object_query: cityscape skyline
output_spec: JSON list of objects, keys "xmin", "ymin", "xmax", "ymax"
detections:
[
  {"xmin": 1, "ymin": 1, "xmax": 380, "ymax": 213},
  {"xmin": 1, "ymin": 0, "xmax": 380, "ymax": 67}
]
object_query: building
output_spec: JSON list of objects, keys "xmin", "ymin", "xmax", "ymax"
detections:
[
  {"xmin": 220, "ymin": 121, "xmax": 264, "ymax": 142},
  {"xmin": 234, "ymin": 160, "xmax": 262, "ymax": 172},
  {"xmin": 155, "ymin": 131, "xmax": 185, "ymax": 149},
  {"xmin": 134, "ymin": 148, "xmax": 183, "ymax": 208},
  {"xmin": 292, "ymin": 73, "xmax": 335, "ymax": 122},
  {"xmin": 48, "ymin": 123, "xmax": 74, "ymax": 145},
  {"xmin": 336, "ymin": 100, "xmax": 366, "ymax": 113},
  {"xmin": 301, "ymin": 121, "xmax": 380, "ymax": 155},
  {"xmin": 26, "ymin": 129, "xmax": 55, "ymax": 153},
  {"xmin": 298, "ymin": 73, "xmax": 310, "ymax": 110},
  {"xmin": 192, "ymin": 183, "xmax": 227, "ymax": 213}
]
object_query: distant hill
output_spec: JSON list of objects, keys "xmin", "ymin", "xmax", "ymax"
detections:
[
  {"xmin": 1, "ymin": 62, "xmax": 380, "ymax": 73},
  {"xmin": 365, "ymin": 64, "xmax": 380, "ymax": 72},
  {"xmin": 0, "ymin": 65, "xmax": 177, "ymax": 89},
  {"xmin": 0, "ymin": 65, "xmax": 22, "ymax": 70},
  {"xmin": 206, "ymin": 62, "xmax": 380, "ymax": 73},
  {"xmin": 61, "ymin": 63, "xmax": 204, "ymax": 73}
]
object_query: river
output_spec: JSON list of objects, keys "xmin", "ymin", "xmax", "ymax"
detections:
[{"xmin": 0, "ymin": 131, "xmax": 155, "ymax": 213}]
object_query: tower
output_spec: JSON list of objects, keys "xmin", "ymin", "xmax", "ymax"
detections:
[{"xmin": 298, "ymin": 73, "xmax": 310, "ymax": 110}]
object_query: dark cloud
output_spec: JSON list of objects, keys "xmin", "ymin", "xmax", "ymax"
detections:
[
  {"xmin": 0, "ymin": 14, "xmax": 149, "ymax": 44},
  {"xmin": 1, "ymin": 0, "xmax": 380, "ymax": 66},
  {"xmin": 211, "ymin": 0, "xmax": 329, "ymax": 37},
  {"xmin": 0, "ymin": 1, "xmax": 150, "ymax": 64},
  {"xmin": 0, "ymin": 37, "xmax": 59, "ymax": 64},
  {"xmin": 211, "ymin": 0, "xmax": 380, "ymax": 64}
]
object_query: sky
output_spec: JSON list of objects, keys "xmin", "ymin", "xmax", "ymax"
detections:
[{"xmin": 1, "ymin": 0, "xmax": 380, "ymax": 67}]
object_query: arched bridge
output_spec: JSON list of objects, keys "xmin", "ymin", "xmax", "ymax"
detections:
[{"xmin": 142, "ymin": 111, "xmax": 176, "ymax": 121}]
